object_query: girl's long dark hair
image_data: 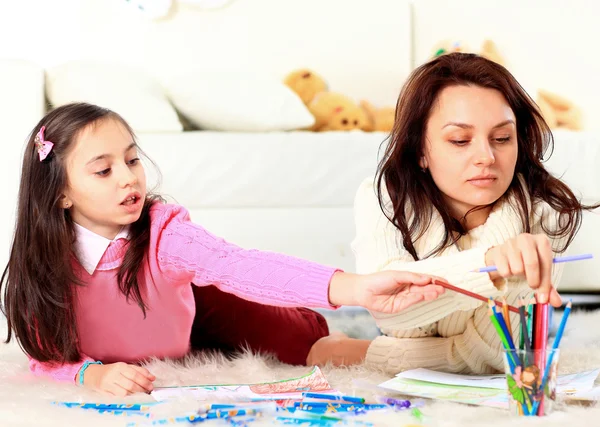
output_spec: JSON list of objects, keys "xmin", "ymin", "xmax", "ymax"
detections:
[
  {"xmin": 377, "ymin": 52, "xmax": 599, "ymax": 260},
  {"xmin": 1, "ymin": 103, "xmax": 163, "ymax": 363}
]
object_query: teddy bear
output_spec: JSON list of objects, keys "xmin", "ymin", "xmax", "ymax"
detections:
[
  {"xmin": 360, "ymin": 100, "xmax": 395, "ymax": 132},
  {"xmin": 479, "ymin": 39, "xmax": 505, "ymax": 67},
  {"xmin": 307, "ymin": 92, "xmax": 369, "ymax": 132},
  {"xmin": 284, "ymin": 69, "xmax": 328, "ymax": 105},
  {"xmin": 431, "ymin": 40, "xmax": 469, "ymax": 58},
  {"xmin": 284, "ymin": 69, "xmax": 368, "ymax": 131},
  {"xmin": 431, "ymin": 39, "xmax": 505, "ymax": 67},
  {"xmin": 536, "ymin": 89, "xmax": 583, "ymax": 130}
]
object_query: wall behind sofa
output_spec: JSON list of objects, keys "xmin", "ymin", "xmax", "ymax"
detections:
[
  {"xmin": 411, "ymin": 0, "xmax": 600, "ymax": 131},
  {"xmin": 0, "ymin": 0, "xmax": 412, "ymax": 107},
  {"xmin": 2, "ymin": 0, "xmax": 598, "ymax": 126}
]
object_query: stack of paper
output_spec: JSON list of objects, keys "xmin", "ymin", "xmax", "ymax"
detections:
[{"xmin": 377, "ymin": 368, "xmax": 600, "ymax": 409}]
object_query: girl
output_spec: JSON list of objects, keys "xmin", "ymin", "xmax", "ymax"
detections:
[
  {"xmin": 0, "ymin": 103, "xmax": 444, "ymax": 396},
  {"xmin": 306, "ymin": 53, "xmax": 598, "ymax": 374}
]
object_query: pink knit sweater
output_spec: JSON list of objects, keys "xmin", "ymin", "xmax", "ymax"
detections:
[{"xmin": 28, "ymin": 204, "xmax": 338, "ymax": 382}]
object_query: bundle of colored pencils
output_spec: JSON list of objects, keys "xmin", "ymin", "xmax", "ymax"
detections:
[{"xmin": 488, "ymin": 296, "xmax": 572, "ymax": 416}]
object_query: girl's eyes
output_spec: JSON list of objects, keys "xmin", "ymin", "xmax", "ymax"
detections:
[{"xmin": 94, "ymin": 158, "xmax": 140, "ymax": 176}]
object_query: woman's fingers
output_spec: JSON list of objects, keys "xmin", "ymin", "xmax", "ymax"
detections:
[
  {"xmin": 535, "ymin": 235, "xmax": 554, "ymax": 303},
  {"xmin": 515, "ymin": 234, "xmax": 539, "ymax": 289},
  {"xmin": 548, "ymin": 287, "xmax": 563, "ymax": 307}
]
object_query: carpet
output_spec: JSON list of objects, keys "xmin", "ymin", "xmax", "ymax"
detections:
[{"xmin": 1, "ymin": 309, "xmax": 600, "ymax": 427}]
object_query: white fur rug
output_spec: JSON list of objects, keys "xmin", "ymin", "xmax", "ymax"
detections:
[{"xmin": 1, "ymin": 310, "xmax": 600, "ymax": 427}]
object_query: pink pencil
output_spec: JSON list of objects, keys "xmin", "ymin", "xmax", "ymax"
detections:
[{"xmin": 533, "ymin": 297, "xmax": 549, "ymax": 415}]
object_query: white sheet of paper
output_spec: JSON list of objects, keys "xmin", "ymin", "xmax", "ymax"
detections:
[
  {"xmin": 395, "ymin": 368, "xmax": 600, "ymax": 393},
  {"xmin": 556, "ymin": 369, "xmax": 600, "ymax": 394},
  {"xmin": 396, "ymin": 368, "xmax": 506, "ymax": 389},
  {"xmin": 151, "ymin": 385, "xmax": 311, "ymax": 402},
  {"xmin": 565, "ymin": 386, "xmax": 600, "ymax": 401},
  {"xmin": 149, "ymin": 366, "xmax": 333, "ymax": 402}
]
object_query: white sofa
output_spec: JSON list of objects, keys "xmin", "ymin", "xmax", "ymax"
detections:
[{"xmin": 1, "ymin": 0, "xmax": 599, "ymax": 293}]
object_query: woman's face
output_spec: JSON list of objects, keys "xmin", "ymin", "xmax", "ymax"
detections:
[{"xmin": 421, "ymin": 85, "xmax": 518, "ymax": 225}]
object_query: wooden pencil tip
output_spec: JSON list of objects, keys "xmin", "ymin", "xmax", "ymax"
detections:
[{"xmin": 567, "ymin": 300, "xmax": 573, "ymax": 308}]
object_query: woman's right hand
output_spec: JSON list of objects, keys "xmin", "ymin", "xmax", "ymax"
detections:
[
  {"xmin": 82, "ymin": 362, "xmax": 156, "ymax": 396},
  {"xmin": 485, "ymin": 233, "xmax": 562, "ymax": 306}
]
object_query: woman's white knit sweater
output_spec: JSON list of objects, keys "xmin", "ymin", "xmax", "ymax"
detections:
[{"xmin": 351, "ymin": 177, "xmax": 567, "ymax": 375}]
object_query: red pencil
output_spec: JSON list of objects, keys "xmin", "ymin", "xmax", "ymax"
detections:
[{"xmin": 432, "ymin": 278, "xmax": 522, "ymax": 315}]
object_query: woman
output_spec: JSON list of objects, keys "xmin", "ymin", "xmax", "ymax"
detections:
[{"xmin": 306, "ymin": 52, "xmax": 597, "ymax": 374}]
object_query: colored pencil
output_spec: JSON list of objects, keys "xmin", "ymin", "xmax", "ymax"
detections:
[
  {"xmin": 302, "ymin": 392, "xmax": 365, "ymax": 404},
  {"xmin": 501, "ymin": 296, "xmax": 512, "ymax": 335},
  {"xmin": 53, "ymin": 402, "xmax": 160, "ymax": 411},
  {"xmin": 533, "ymin": 299, "xmax": 549, "ymax": 415},
  {"xmin": 471, "ymin": 253, "xmax": 593, "ymax": 273},
  {"xmin": 527, "ymin": 298, "xmax": 534, "ymax": 347},
  {"xmin": 532, "ymin": 300, "xmax": 573, "ymax": 415},
  {"xmin": 518, "ymin": 298, "xmax": 533, "ymax": 365},
  {"xmin": 518, "ymin": 299, "xmax": 525, "ymax": 352},
  {"xmin": 488, "ymin": 301, "xmax": 517, "ymax": 370},
  {"xmin": 433, "ymin": 279, "xmax": 521, "ymax": 314}
]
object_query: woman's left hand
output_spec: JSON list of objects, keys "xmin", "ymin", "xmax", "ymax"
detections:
[{"xmin": 329, "ymin": 271, "xmax": 444, "ymax": 313}]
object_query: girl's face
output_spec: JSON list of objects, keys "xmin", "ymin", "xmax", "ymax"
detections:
[
  {"xmin": 62, "ymin": 118, "xmax": 147, "ymax": 239},
  {"xmin": 421, "ymin": 85, "xmax": 518, "ymax": 228}
]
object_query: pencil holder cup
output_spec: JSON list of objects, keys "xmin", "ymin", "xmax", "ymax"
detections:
[{"xmin": 502, "ymin": 349, "xmax": 560, "ymax": 416}]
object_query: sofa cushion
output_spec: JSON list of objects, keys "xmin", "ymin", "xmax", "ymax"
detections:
[
  {"xmin": 45, "ymin": 61, "xmax": 183, "ymax": 133},
  {"xmin": 164, "ymin": 72, "xmax": 315, "ymax": 132},
  {"xmin": 0, "ymin": 59, "xmax": 46, "ymax": 140}
]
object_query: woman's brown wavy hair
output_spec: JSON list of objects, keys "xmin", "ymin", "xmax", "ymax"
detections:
[{"xmin": 376, "ymin": 52, "xmax": 598, "ymax": 260}]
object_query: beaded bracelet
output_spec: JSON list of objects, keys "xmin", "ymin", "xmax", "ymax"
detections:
[{"xmin": 78, "ymin": 361, "xmax": 103, "ymax": 386}]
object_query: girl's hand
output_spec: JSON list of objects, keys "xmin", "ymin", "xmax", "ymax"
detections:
[
  {"xmin": 82, "ymin": 362, "xmax": 156, "ymax": 396},
  {"xmin": 328, "ymin": 271, "xmax": 444, "ymax": 313},
  {"xmin": 485, "ymin": 233, "xmax": 562, "ymax": 307}
]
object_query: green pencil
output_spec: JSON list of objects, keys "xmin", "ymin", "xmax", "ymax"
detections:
[{"xmin": 488, "ymin": 301, "xmax": 517, "ymax": 368}]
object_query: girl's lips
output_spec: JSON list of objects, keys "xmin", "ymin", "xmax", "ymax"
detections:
[{"xmin": 120, "ymin": 195, "xmax": 142, "ymax": 213}]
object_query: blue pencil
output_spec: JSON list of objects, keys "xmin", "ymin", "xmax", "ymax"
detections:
[
  {"xmin": 472, "ymin": 253, "xmax": 593, "ymax": 273},
  {"xmin": 53, "ymin": 402, "xmax": 160, "ymax": 411},
  {"xmin": 296, "ymin": 403, "xmax": 387, "ymax": 412},
  {"xmin": 532, "ymin": 300, "xmax": 572, "ymax": 415},
  {"xmin": 302, "ymin": 392, "xmax": 365, "ymax": 404}
]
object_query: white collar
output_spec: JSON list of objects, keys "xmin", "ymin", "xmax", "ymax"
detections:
[{"xmin": 73, "ymin": 223, "xmax": 130, "ymax": 274}]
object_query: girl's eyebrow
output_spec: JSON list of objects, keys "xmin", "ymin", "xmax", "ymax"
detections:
[{"xmin": 86, "ymin": 142, "xmax": 136, "ymax": 165}]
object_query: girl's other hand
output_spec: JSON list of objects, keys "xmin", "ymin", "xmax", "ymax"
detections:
[{"xmin": 82, "ymin": 362, "xmax": 156, "ymax": 396}]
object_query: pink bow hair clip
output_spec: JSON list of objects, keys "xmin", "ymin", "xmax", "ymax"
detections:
[{"xmin": 34, "ymin": 126, "xmax": 54, "ymax": 161}]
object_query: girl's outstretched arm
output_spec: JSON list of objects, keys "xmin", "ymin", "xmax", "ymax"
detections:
[{"xmin": 153, "ymin": 204, "xmax": 443, "ymax": 313}]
